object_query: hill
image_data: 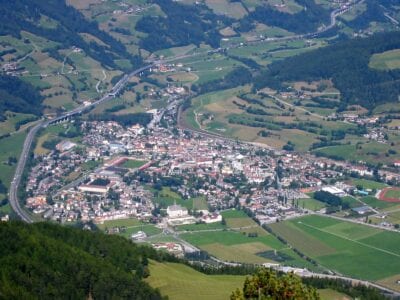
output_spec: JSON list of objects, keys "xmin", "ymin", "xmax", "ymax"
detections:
[
  {"xmin": 0, "ymin": 75, "xmax": 43, "ymax": 119},
  {"xmin": 0, "ymin": 0, "xmax": 138, "ymax": 69},
  {"xmin": 0, "ymin": 221, "xmax": 174, "ymax": 299},
  {"xmin": 254, "ymin": 31, "xmax": 400, "ymax": 109}
]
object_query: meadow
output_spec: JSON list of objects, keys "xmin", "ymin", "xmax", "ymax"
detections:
[
  {"xmin": 146, "ymin": 261, "xmax": 245, "ymax": 300},
  {"xmin": 0, "ymin": 112, "xmax": 37, "ymax": 136},
  {"xmin": 351, "ymin": 178, "xmax": 387, "ymax": 190},
  {"xmin": 296, "ymin": 198, "xmax": 326, "ymax": 211},
  {"xmin": 96, "ymin": 217, "xmax": 162, "ymax": 239},
  {"xmin": 179, "ymin": 209, "xmax": 317, "ymax": 269},
  {"xmin": 369, "ymin": 49, "xmax": 400, "ymax": 70},
  {"xmin": 146, "ymin": 260, "xmax": 352, "ymax": 300},
  {"xmin": 0, "ymin": 131, "xmax": 27, "ymax": 214},
  {"xmin": 269, "ymin": 215, "xmax": 400, "ymax": 282},
  {"xmin": 153, "ymin": 187, "xmax": 208, "ymax": 211}
]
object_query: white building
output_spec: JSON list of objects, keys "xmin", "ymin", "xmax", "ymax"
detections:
[{"xmin": 167, "ymin": 204, "xmax": 188, "ymax": 218}]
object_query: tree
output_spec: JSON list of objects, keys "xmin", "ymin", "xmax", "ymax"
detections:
[{"xmin": 231, "ymin": 268, "xmax": 319, "ymax": 299}]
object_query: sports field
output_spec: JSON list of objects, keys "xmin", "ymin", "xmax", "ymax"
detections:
[
  {"xmin": 121, "ymin": 159, "xmax": 147, "ymax": 169},
  {"xmin": 379, "ymin": 187, "xmax": 400, "ymax": 203},
  {"xmin": 269, "ymin": 215, "xmax": 400, "ymax": 282}
]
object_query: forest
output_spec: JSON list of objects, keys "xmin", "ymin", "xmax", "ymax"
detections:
[
  {"xmin": 0, "ymin": 75, "xmax": 44, "ymax": 119},
  {"xmin": 1, "ymin": 221, "xmax": 387, "ymax": 299},
  {"xmin": 192, "ymin": 66, "xmax": 253, "ymax": 95},
  {"xmin": 0, "ymin": 221, "xmax": 180, "ymax": 299},
  {"xmin": 245, "ymin": 0, "xmax": 330, "ymax": 34},
  {"xmin": 254, "ymin": 31, "xmax": 400, "ymax": 109},
  {"xmin": 135, "ymin": 0, "xmax": 231, "ymax": 52},
  {"xmin": 88, "ymin": 112, "xmax": 153, "ymax": 127}
]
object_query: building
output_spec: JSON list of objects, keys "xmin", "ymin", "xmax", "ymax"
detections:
[
  {"xmin": 56, "ymin": 140, "xmax": 76, "ymax": 152},
  {"xmin": 321, "ymin": 186, "xmax": 346, "ymax": 197},
  {"xmin": 167, "ymin": 204, "xmax": 188, "ymax": 218},
  {"xmin": 131, "ymin": 231, "xmax": 147, "ymax": 240},
  {"xmin": 78, "ymin": 184, "xmax": 109, "ymax": 195},
  {"xmin": 352, "ymin": 206, "xmax": 373, "ymax": 215},
  {"xmin": 202, "ymin": 213, "xmax": 222, "ymax": 223}
]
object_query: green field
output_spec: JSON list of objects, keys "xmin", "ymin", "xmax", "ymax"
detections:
[
  {"xmin": 180, "ymin": 216, "xmax": 317, "ymax": 269},
  {"xmin": 121, "ymin": 159, "xmax": 147, "ymax": 169},
  {"xmin": 269, "ymin": 215, "xmax": 400, "ymax": 281},
  {"xmin": 0, "ymin": 131, "xmax": 27, "ymax": 188},
  {"xmin": 314, "ymin": 141, "xmax": 398, "ymax": 166},
  {"xmin": 96, "ymin": 218, "xmax": 142, "ymax": 230},
  {"xmin": 297, "ymin": 198, "xmax": 326, "ymax": 211},
  {"xmin": 153, "ymin": 187, "xmax": 208, "ymax": 211},
  {"xmin": 146, "ymin": 261, "xmax": 245, "ymax": 300},
  {"xmin": 146, "ymin": 261, "xmax": 352, "ymax": 300},
  {"xmin": 361, "ymin": 196, "xmax": 397, "ymax": 210},
  {"xmin": 351, "ymin": 179, "xmax": 387, "ymax": 190},
  {"xmin": 0, "ymin": 112, "xmax": 37, "ymax": 136},
  {"xmin": 384, "ymin": 189, "xmax": 400, "ymax": 199},
  {"xmin": 369, "ymin": 49, "xmax": 400, "ymax": 70},
  {"xmin": 96, "ymin": 218, "xmax": 162, "ymax": 239},
  {"xmin": 221, "ymin": 209, "xmax": 248, "ymax": 219},
  {"xmin": 175, "ymin": 222, "xmax": 227, "ymax": 232}
]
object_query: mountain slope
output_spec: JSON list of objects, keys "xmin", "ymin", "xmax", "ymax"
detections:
[
  {"xmin": 0, "ymin": 0, "xmax": 139, "ymax": 69},
  {"xmin": 254, "ymin": 31, "xmax": 400, "ymax": 109},
  {"xmin": 0, "ymin": 221, "xmax": 172, "ymax": 299}
]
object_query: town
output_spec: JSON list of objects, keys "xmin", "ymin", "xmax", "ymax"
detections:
[{"xmin": 23, "ymin": 102, "xmax": 400, "ymax": 256}]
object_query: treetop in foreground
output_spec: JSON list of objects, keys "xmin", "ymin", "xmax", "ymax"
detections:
[{"xmin": 231, "ymin": 268, "xmax": 320, "ymax": 300}]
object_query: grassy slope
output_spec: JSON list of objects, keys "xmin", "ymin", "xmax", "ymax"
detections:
[{"xmin": 146, "ymin": 260, "xmax": 245, "ymax": 300}]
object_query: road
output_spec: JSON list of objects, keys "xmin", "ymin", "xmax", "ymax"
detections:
[{"xmin": 8, "ymin": 123, "xmax": 42, "ymax": 223}]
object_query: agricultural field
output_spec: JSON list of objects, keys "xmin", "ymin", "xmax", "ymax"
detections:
[
  {"xmin": 0, "ymin": 112, "xmax": 37, "ymax": 136},
  {"xmin": 96, "ymin": 217, "xmax": 162, "ymax": 239},
  {"xmin": 181, "ymin": 229, "xmax": 284, "ymax": 264},
  {"xmin": 313, "ymin": 141, "xmax": 398, "ymax": 166},
  {"xmin": 0, "ymin": 131, "xmax": 27, "ymax": 214},
  {"xmin": 296, "ymin": 198, "xmax": 326, "ymax": 211},
  {"xmin": 269, "ymin": 215, "xmax": 400, "ymax": 283},
  {"xmin": 183, "ymin": 86, "xmax": 356, "ymax": 152},
  {"xmin": 175, "ymin": 222, "xmax": 227, "ymax": 232},
  {"xmin": 205, "ymin": 0, "xmax": 247, "ymax": 19},
  {"xmin": 180, "ymin": 209, "xmax": 316, "ymax": 268},
  {"xmin": 369, "ymin": 49, "xmax": 400, "ymax": 70},
  {"xmin": 146, "ymin": 260, "xmax": 245, "ymax": 300},
  {"xmin": 96, "ymin": 218, "xmax": 143, "ymax": 230},
  {"xmin": 0, "ymin": 131, "xmax": 27, "ymax": 189},
  {"xmin": 221, "ymin": 209, "xmax": 266, "ymax": 235}
]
